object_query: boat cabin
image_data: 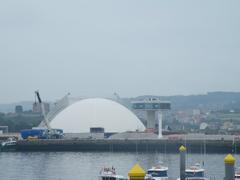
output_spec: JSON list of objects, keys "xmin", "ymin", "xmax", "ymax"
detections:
[
  {"xmin": 147, "ymin": 170, "xmax": 168, "ymax": 177},
  {"xmin": 235, "ymin": 172, "xmax": 240, "ymax": 179},
  {"xmin": 185, "ymin": 165, "xmax": 207, "ymax": 180},
  {"xmin": 100, "ymin": 177, "xmax": 127, "ymax": 180},
  {"xmin": 146, "ymin": 165, "xmax": 168, "ymax": 179},
  {"xmin": 185, "ymin": 170, "xmax": 204, "ymax": 177},
  {"xmin": 99, "ymin": 167, "xmax": 127, "ymax": 180}
]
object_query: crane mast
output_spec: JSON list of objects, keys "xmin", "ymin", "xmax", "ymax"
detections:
[{"xmin": 35, "ymin": 91, "xmax": 51, "ymax": 130}]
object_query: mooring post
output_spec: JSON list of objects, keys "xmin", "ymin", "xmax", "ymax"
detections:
[
  {"xmin": 224, "ymin": 154, "xmax": 235, "ymax": 180},
  {"xmin": 179, "ymin": 145, "xmax": 186, "ymax": 180},
  {"xmin": 128, "ymin": 163, "xmax": 146, "ymax": 180}
]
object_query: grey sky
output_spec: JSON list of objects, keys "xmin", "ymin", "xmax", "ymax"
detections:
[{"xmin": 0, "ymin": 1, "xmax": 240, "ymax": 103}]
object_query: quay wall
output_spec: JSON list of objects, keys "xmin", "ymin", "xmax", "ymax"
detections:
[{"xmin": 16, "ymin": 139, "xmax": 240, "ymax": 153}]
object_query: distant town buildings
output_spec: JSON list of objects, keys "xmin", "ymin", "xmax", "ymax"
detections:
[
  {"xmin": 221, "ymin": 121, "xmax": 234, "ymax": 131},
  {"xmin": 199, "ymin": 122, "xmax": 208, "ymax": 130},
  {"xmin": 15, "ymin": 105, "xmax": 23, "ymax": 114},
  {"xmin": 193, "ymin": 109, "xmax": 201, "ymax": 116}
]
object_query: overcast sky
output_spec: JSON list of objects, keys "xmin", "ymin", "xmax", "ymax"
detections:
[{"xmin": 0, "ymin": 1, "xmax": 240, "ymax": 103}]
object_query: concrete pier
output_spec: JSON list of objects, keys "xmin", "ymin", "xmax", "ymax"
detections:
[{"xmin": 14, "ymin": 138, "xmax": 240, "ymax": 153}]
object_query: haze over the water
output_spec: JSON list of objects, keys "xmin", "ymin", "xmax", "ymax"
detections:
[{"xmin": 0, "ymin": 1, "xmax": 240, "ymax": 103}]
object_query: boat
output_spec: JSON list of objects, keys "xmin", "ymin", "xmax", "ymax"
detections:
[
  {"xmin": 99, "ymin": 167, "xmax": 127, "ymax": 180},
  {"xmin": 177, "ymin": 163, "xmax": 209, "ymax": 180},
  {"xmin": 235, "ymin": 167, "xmax": 240, "ymax": 179},
  {"xmin": 236, "ymin": 173, "xmax": 240, "ymax": 180},
  {"xmin": 0, "ymin": 138, "xmax": 17, "ymax": 151},
  {"xmin": 145, "ymin": 164, "xmax": 168, "ymax": 180}
]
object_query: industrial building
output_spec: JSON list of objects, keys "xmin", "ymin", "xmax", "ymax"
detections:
[{"xmin": 50, "ymin": 98, "xmax": 145, "ymax": 133}]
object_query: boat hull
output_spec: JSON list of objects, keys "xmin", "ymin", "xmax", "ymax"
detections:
[{"xmin": 0, "ymin": 144, "xmax": 16, "ymax": 152}]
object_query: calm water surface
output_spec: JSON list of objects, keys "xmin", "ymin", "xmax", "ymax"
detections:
[{"xmin": 0, "ymin": 152, "xmax": 237, "ymax": 180}]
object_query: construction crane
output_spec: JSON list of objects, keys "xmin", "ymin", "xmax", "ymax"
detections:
[
  {"xmin": 20, "ymin": 91, "xmax": 64, "ymax": 140},
  {"xmin": 35, "ymin": 91, "xmax": 51, "ymax": 129},
  {"xmin": 33, "ymin": 91, "xmax": 63, "ymax": 139}
]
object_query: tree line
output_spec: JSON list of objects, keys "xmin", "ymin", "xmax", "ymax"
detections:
[{"xmin": 0, "ymin": 113, "xmax": 42, "ymax": 132}]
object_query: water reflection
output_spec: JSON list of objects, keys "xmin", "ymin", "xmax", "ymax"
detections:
[{"xmin": 0, "ymin": 152, "xmax": 229, "ymax": 180}]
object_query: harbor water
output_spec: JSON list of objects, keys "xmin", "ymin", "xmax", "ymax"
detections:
[{"xmin": 0, "ymin": 151, "xmax": 236, "ymax": 180}]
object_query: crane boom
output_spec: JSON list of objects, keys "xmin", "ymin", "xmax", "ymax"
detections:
[
  {"xmin": 35, "ymin": 91, "xmax": 51, "ymax": 130},
  {"xmin": 35, "ymin": 91, "xmax": 42, "ymax": 103}
]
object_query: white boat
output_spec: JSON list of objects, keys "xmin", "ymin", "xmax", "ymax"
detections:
[
  {"xmin": 0, "ymin": 138, "xmax": 17, "ymax": 151},
  {"xmin": 145, "ymin": 164, "xmax": 168, "ymax": 180},
  {"xmin": 99, "ymin": 167, "xmax": 127, "ymax": 180},
  {"xmin": 177, "ymin": 163, "xmax": 209, "ymax": 180},
  {"xmin": 236, "ymin": 173, "xmax": 240, "ymax": 180},
  {"xmin": 235, "ymin": 167, "xmax": 240, "ymax": 179}
]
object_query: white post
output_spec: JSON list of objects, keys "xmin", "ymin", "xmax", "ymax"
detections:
[{"xmin": 158, "ymin": 112, "xmax": 163, "ymax": 139}]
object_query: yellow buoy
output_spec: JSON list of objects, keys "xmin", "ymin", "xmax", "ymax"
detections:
[
  {"xmin": 224, "ymin": 154, "xmax": 235, "ymax": 165},
  {"xmin": 179, "ymin": 145, "xmax": 187, "ymax": 152},
  {"xmin": 128, "ymin": 163, "xmax": 145, "ymax": 180}
]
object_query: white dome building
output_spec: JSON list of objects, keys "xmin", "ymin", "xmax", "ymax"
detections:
[{"xmin": 50, "ymin": 98, "xmax": 145, "ymax": 133}]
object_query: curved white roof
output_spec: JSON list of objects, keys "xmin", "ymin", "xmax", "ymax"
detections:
[{"xmin": 50, "ymin": 98, "xmax": 145, "ymax": 133}]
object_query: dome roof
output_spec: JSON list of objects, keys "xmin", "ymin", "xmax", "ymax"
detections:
[{"xmin": 50, "ymin": 98, "xmax": 145, "ymax": 133}]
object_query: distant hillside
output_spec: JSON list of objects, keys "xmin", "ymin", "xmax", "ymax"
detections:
[
  {"xmin": 0, "ymin": 113, "xmax": 42, "ymax": 132},
  {"xmin": 1, "ymin": 91, "xmax": 240, "ymax": 113}
]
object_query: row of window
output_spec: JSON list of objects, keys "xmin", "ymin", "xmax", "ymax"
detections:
[{"xmin": 132, "ymin": 103, "xmax": 171, "ymax": 110}]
